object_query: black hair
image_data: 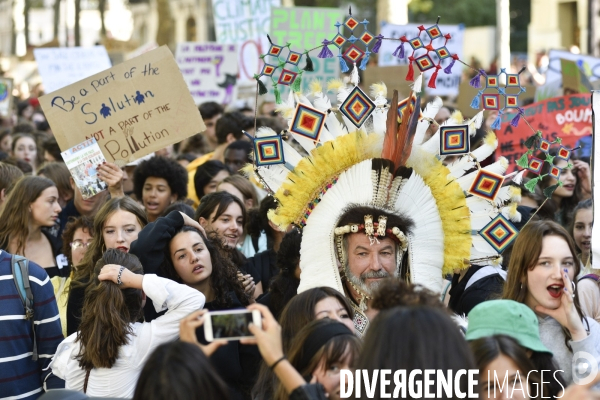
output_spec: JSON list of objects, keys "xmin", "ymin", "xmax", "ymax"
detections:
[
  {"xmin": 162, "ymin": 201, "xmax": 195, "ymax": 219},
  {"xmin": 41, "ymin": 136, "xmax": 61, "ymax": 162},
  {"xmin": 195, "ymin": 191, "xmax": 246, "ymax": 227},
  {"xmin": 193, "ymin": 160, "xmax": 229, "ymax": 199},
  {"xmin": 268, "ymin": 228, "xmax": 302, "ymax": 320},
  {"xmin": 215, "ymin": 112, "xmax": 253, "ymax": 144},
  {"xmin": 246, "ymin": 195, "xmax": 278, "ymax": 241},
  {"xmin": 356, "ymin": 306, "xmax": 476, "ymax": 399},
  {"xmin": 199, "ymin": 101, "xmax": 224, "ymax": 120},
  {"xmin": 133, "ymin": 156, "xmax": 188, "ymax": 201},
  {"xmin": 224, "ymin": 140, "xmax": 253, "ymax": 157},
  {"xmin": 176, "ymin": 153, "xmax": 198, "ymax": 163},
  {"xmin": 160, "ymin": 226, "xmax": 250, "ymax": 308},
  {"xmin": 12, "ymin": 123, "xmax": 35, "ymax": 134},
  {"xmin": 133, "ymin": 341, "xmax": 230, "ymax": 400}
]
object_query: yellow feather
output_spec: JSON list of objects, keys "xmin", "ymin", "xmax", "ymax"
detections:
[
  {"xmin": 268, "ymin": 131, "xmax": 380, "ymax": 229},
  {"xmin": 309, "ymin": 79, "xmax": 322, "ymax": 96},
  {"xmin": 370, "ymin": 82, "xmax": 387, "ymax": 98},
  {"xmin": 275, "ymin": 103, "xmax": 295, "ymax": 119},
  {"xmin": 484, "ymin": 130, "xmax": 497, "ymax": 147},
  {"xmin": 327, "ymin": 78, "xmax": 344, "ymax": 92},
  {"xmin": 451, "ymin": 110, "xmax": 464, "ymax": 123},
  {"xmin": 407, "ymin": 149, "xmax": 472, "ymax": 275}
]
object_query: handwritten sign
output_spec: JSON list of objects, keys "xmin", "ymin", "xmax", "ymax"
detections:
[
  {"xmin": 211, "ymin": 0, "xmax": 281, "ymax": 84},
  {"xmin": 34, "ymin": 46, "xmax": 112, "ymax": 93},
  {"xmin": 378, "ymin": 23, "xmax": 464, "ymax": 96},
  {"xmin": 561, "ymin": 58, "xmax": 591, "ymax": 95},
  {"xmin": 547, "ymin": 50, "xmax": 600, "ymax": 84},
  {"xmin": 40, "ymin": 46, "xmax": 205, "ymax": 165},
  {"xmin": 270, "ymin": 6, "xmax": 341, "ymax": 94},
  {"xmin": 497, "ymin": 94, "xmax": 592, "ymax": 171},
  {"xmin": 175, "ymin": 43, "xmax": 238, "ymax": 105},
  {"xmin": 0, "ymin": 77, "xmax": 13, "ymax": 118}
]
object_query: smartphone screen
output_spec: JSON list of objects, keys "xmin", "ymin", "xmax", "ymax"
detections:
[{"xmin": 210, "ymin": 312, "xmax": 254, "ymax": 339}]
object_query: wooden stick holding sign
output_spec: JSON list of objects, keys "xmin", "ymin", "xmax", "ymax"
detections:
[{"xmin": 40, "ymin": 46, "xmax": 206, "ymax": 166}]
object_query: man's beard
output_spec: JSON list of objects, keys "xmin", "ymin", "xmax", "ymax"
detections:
[{"xmin": 344, "ymin": 262, "xmax": 400, "ymax": 297}]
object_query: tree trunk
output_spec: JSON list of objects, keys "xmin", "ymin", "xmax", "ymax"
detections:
[
  {"xmin": 24, "ymin": 0, "xmax": 30, "ymax": 48},
  {"xmin": 53, "ymin": 0, "xmax": 60, "ymax": 40},
  {"xmin": 74, "ymin": 0, "xmax": 81, "ymax": 46},
  {"xmin": 99, "ymin": 0, "xmax": 107, "ymax": 38},
  {"xmin": 156, "ymin": 0, "xmax": 174, "ymax": 47}
]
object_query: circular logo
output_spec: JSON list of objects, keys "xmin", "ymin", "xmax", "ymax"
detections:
[{"xmin": 572, "ymin": 351, "xmax": 599, "ymax": 385}]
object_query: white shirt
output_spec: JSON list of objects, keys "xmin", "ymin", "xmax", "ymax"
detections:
[{"xmin": 49, "ymin": 274, "xmax": 205, "ymax": 398}]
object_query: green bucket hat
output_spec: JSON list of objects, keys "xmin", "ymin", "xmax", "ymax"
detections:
[{"xmin": 465, "ymin": 299, "xmax": 552, "ymax": 355}]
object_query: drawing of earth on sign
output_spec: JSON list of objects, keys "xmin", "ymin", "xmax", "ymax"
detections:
[{"xmin": 0, "ymin": 82, "xmax": 7, "ymax": 101}]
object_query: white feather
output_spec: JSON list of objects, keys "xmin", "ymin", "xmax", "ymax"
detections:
[
  {"xmin": 500, "ymin": 203, "xmax": 522, "ymax": 223},
  {"xmin": 457, "ymin": 158, "xmax": 509, "ymax": 191},
  {"xmin": 350, "ymin": 63, "xmax": 360, "ymax": 86},
  {"xmin": 414, "ymin": 97, "xmax": 442, "ymax": 146},
  {"xmin": 412, "ymin": 74, "xmax": 423, "ymax": 94},
  {"xmin": 468, "ymin": 110, "xmax": 484, "ymax": 136},
  {"xmin": 511, "ymin": 170, "xmax": 526, "ymax": 185}
]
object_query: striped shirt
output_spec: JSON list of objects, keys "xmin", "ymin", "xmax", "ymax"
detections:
[{"xmin": 0, "ymin": 250, "xmax": 64, "ymax": 399}]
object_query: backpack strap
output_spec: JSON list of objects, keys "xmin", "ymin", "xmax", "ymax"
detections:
[
  {"xmin": 11, "ymin": 254, "xmax": 37, "ymax": 361},
  {"xmin": 579, "ymin": 274, "xmax": 600, "ymax": 282}
]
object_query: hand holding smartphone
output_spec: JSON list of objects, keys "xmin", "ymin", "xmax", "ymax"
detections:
[{"xmin": 204, "ymin": 309, "xmax": 262, "ymax": 342}]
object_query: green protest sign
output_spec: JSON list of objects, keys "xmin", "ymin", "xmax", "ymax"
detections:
[{"xmin": 270, "ymin": 6, "xmax": 341, "ymax": 93}]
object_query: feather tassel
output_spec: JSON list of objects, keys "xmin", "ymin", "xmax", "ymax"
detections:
[
  {"xmin": 444, "ymin": 55, "xmax": 458, "ymax": 74},
  {"xmin": 428, "ymin": 66, "xmax": 441, "ymax": 88},
  {"xmin": 490, "ymin": 114, "xmax": 502, "ymax": 130},
  {"xmin": 255, "ymin": 76, "xmax": 268, "ymax": 95},
  {"xmin": 339, "ymin": 56, "xmax": 349, "ymax": 73},
  {"xmin": 516, "ymin": 150, "xmax": 532, "ymax": 169},
  {"xmin": 359, "ymin": 51, "xmax": 370, "ymax": 71},
  {"xmin": 303, "ymin": 51, "xmax": 314, "ymax": 72},
  {"xmin": 372, "ymin": 34, "xmax": 384, "ymax": 53},
  {"xmin": 291, "ymin": 74, "xmax": 302, "ymax": 93},
  {"xmin": 470, "ymin": 94, "xmax": 481, "ymax": 109},
  {"xmin": 510, "ymin": 108, "xmax": 523, "ymax": 127},
  {"xmin": 392, "ymin": 37, "xmax": 407, "ymax": 58},
  {"xmin": 469, "ymin": 69, "xmax": 485, "ymax": 88},
  {"xmin": 524, "ymin": 131, "xmax": 542, "ymax": 149},
  {"xmin": 317, "ymin": 40, "xmax": 334, "ymax": 58},
  {"xmin": 273, "ymin": 84, "xmax": 282, "ymax": 104},
  {"xmin": 524, "ymin": 175, "xmax": 543, "ymax": 193},
  {"xmin": 350, "ymin": 63, "xmax": 360, "ymax": 85},
  {"xmin": 406, "ymin": 57, "xmax": 415, "ymax": 81},
  {"xmin": 543, "ymin": 181, "xmax": 562, "ymax": 198}
]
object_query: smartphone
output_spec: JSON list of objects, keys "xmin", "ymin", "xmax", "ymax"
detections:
[{"xmin": 204, "ymin": 309, "xmax": 262, "ymax": 342}]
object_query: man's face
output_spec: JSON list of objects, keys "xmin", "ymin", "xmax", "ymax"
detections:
[
  {"xmin": 224, "ymin": 148, "xmax": 249, "ymax": 174},
  {"xmin": 203, "ymin": 114, "xmax": 222, "ymax": 146},
  {"xmin": 344, "ymin": 233, "xmax": 398, "ymax": 296}
]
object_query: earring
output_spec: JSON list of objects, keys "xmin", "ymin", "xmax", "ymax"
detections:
[{"xmin": 571, "ymin": 281, "xmax": 576, "ymax": 293}]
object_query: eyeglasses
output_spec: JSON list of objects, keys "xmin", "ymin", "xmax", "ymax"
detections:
[{"xmin": 70, "ymin": 241, "xmax": 91, "ymax": 250}]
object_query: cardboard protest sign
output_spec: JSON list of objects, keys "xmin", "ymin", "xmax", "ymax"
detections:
[
  {"xmin": 547, "ymin": 50, "xmax": 600, "ymax": 84},
  {"xmin": 591, "ymin": 91, "xmax": 600, "ymax": 270},
  {"xmin": 211, "ymin": 0, "xmax": 281, "ymax": 84},
  {"xmin": 34, "ymin": 46, "xmax": 112, "ymax": 93},
  {"xmin": 362, "ymin": 65, "xmax": 412, "ymax": 98},
  {"xmin": 0, "ymin": 77, "xmax": 13, "ymax": 118},
  {"xmin": 378, "ymin": 23, "xmax": 464, "ymax": 96},
  {"xmin": 175, "ymin": 43, "xmax": 238, "ymax": 105},
  {"xmin": 61, "ymin": 138, "xmax": 108, "ymax": 199},
  {"xmin": 497, "ymin": 94, "xmax": 592, "ymax": 172},
  {"xmin": 270, "ymin": 6, "xmax": 341, "ymax": 93},
  {"xmin": 40, "ymin": 46, "xmax": 205, "ymax": 165},
  {"xmin": 561, "ymin": 58, "xmax": 592, "ymax": 95}
]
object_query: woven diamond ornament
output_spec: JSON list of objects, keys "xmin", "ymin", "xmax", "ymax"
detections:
[
  {"xmin": 538, "ymin": 138, "xmax": 552, "ymax": 153},
  {"xmin": 278, "ymin": 69, "xmax": 298, "ymax": 86},
  {"xmin": 439, "ymin": 125, "xmax": 470, "ymax": 156},
  {"xmin": 343, "ymin": 45, "xmax": 365, "ymax": 63},
  {"xmin": 549, "ymin": 165, "xmax": 562, "ymax": 180},
  {"xmin": 253, "ymin": 135, "xmax": 285, "ymax": 166},
  {"xmin": 528, "ymin": 157, "xmax": 544, "ymax": 174},
  {"xmin": 261, "ymin": 64, "xmax": 277, "ymax": 77},
  {"xmin": 468, "ymin": 169, "xmax": 505, "ymax": 202},
  {"xmin": 557, "ymin": 146, "xmax": 572, "ymax": 161},
  {"xmin": 415, "ymin": 54, "xmax": 435, "ymax": 72},
  {"xmin": 290, "ymin": 104, "xmax": 326, "ymax": 142},
  {"xmin": 486, "ymin": 75, "xmax": 499, "ymax": 88},
  {"xmin": 340, "ymin": 86, "xmax": 376, "ymax": 128},
  {"xmin": 482, "ymin": 94, "xmax": 501, "ymax": 110},
  {"xmin": 286, "ymin": 51, "xmax": 303, "ymax": 66},
  {"xmin": 479, "ymin": 214, "xmax": 519, "ymax": 253}
]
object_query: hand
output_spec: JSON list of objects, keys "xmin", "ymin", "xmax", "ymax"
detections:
[
  {"xmin": 238, "ymin": 273, "xmax": 256, "ymax": 300},
  {"xmin": 535, "ymin": 269, "xmax": 587, "ymax": 341},
  {"xmin": 180, "ymin": 212, "xmax": 206, "ymax": 236},
  {"xmin": 557, "ymin": 372, "xmax": 600, "ymax": 400},
  {"xmin": 573, "ymin": 160, "xmax": 592, "ymax": 195},
  {"xmin": 98, "ymin": 264, "xmax": 144, "ymax": 289},
  {"xmin": 97, "ymin": 162, "xmax": 124, "ymax": 198},
  {"xmin": 179, "ymin": 310, "xmax": 227, "ymax": 356},
  {"xmin": 241, "ymin": 303, "xmax": 284, "ymax": 366}
]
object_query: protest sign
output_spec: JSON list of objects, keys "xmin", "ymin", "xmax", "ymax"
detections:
[
  {"xmin": 211, "ymin": 0, "xmax": 281, "ymax": 84},
  {"xmin": 40, "ymin": 46, "xmax": 205, "ymax": 165},
  {"xmin": 270, "ymin": 6, "xmax": 341, "ymax": 93},
  {"xmin": 61, "ymin": 138, "xmax": 108, "ymax": 199},
  {"xmin": 34, "ymin": 46, "xmax": 112, "ymax": 93},
  {"xmin": 547, "ymin": 50, "xmax": 600, "ymax": 84},
  {"xmin": 497, "ymin": 94, "xmax": 592, "ymax": 172},
  {"xmin": 175, "ymin": 43, "xmax": 238, "ymax": 106},
  {"xmin": 591, "ymin": 91, "xmax": 599, "ymax": 270},
  {"xmin": 378, "ymin": 23, "xmax": 464, "ymax": 96},
  {"xmin": 561, "ymin": 58, "xmax": 591, "ymax": 95},
  {"xmin": 0, "ymin": 78, "xmax": 13, "ymax": 118}
]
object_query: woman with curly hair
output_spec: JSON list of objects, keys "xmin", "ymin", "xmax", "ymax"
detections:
[
  {"xmin": 133, "ymin": 156, "xmax": 188, "ymax": 222},
  {"xmin": 129, "ymin": 209, "xmax": 258, "ymax": 400}
]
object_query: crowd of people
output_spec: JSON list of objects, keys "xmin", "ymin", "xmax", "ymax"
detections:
[{"xmin": 0, "ymin": 90, "xmax": 599, "ymax": 400}]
